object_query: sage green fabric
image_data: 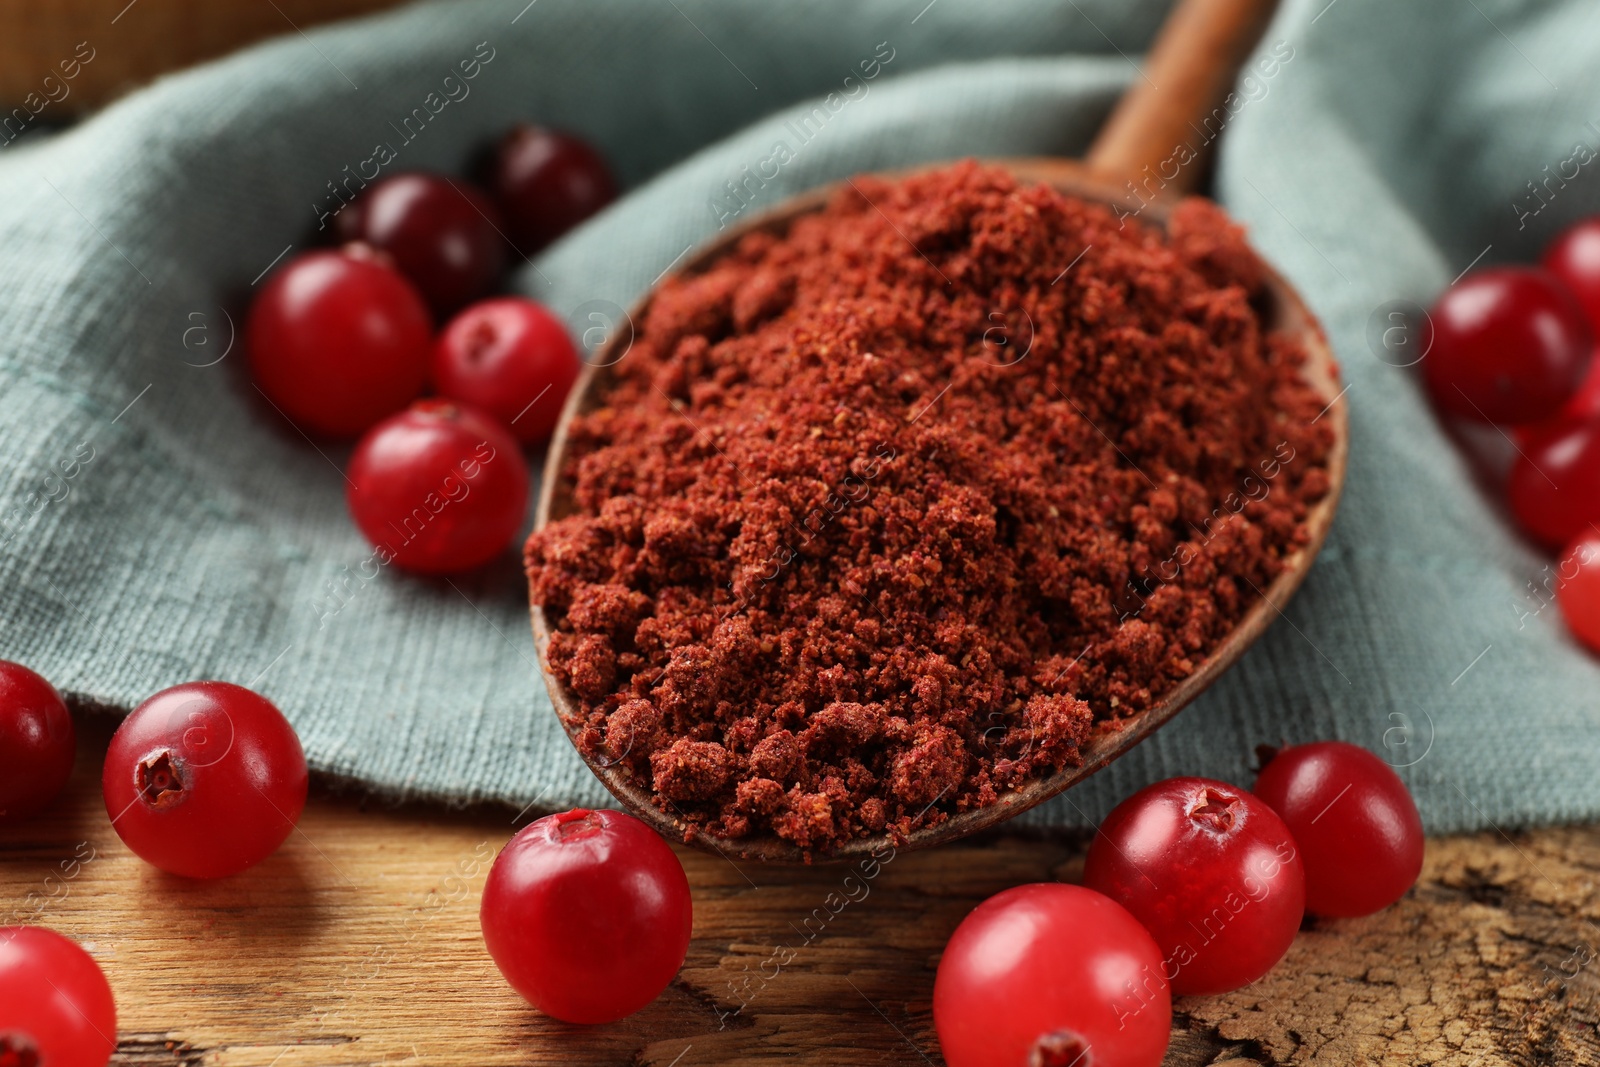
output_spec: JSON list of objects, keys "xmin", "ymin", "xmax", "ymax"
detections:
[{"xmin": 0, "ymin": 0, "xmax": 1593, "ymax": 833}]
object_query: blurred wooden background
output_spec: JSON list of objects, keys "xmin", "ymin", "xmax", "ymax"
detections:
[{"xmin": 0, "ymin": 0, "xmax": 412, "ymax": 115}]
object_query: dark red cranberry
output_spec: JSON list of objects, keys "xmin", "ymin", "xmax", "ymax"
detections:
[
  {"xmin": 0, "ymin": 926, "xmax": 117, "ymax": 1067},
  {"xmin": 488, "ymin": 125, "xmax": 617, "ymax": 252},
  {"xmin": 1515, "ymin": 350, "xmax": 1600, "ymax": 450},
  {"xmin": 1421, "ymin": 266, "xmax": 1591, "ymax": 424},
  {"xmin": 1253, "ymin": 741, "xmax": 1424, "ymax": 918},
  {"xmin": 247, "ymin": 246, "xmax": 431, "ymax": 438},
  {"xmin": 1083, "ymin": 776, "xmax": 1305, "ymax": 996},
  {"xmin": 0, "ymin": 661, "xmax": 75, "ymax": 821},
  {"xmin": 346, "ymin": 400, "xmax": 530, "ymax": 573},
  {"xmin": 335, "ymin": 173, "xmax": 506, "ymax": 315},
  {"xmin": 1507, "ymin": 419, "xmax": 1600, "ymax": 548},
  {"xmin": 1557, "ymin": 533, "xmax": 1600, "ymax": 653},
  {"xmin": 1543, "ymin": 217, "xmax": 1600, "ymax": 333},
  {"xmin": 432, "ymin": 298, "xmax": 580, "ymax": 444},
  {"xmin": 480, "ymin": 809, "xmax": 692, "ymax": 1024},
  {"xmin": 933, "ymin": 884, "xmax": 1170, "ymax": 1067},
  {"xmin": 102, "ymin": 681, "xmax": 308, "ymax": 879}
]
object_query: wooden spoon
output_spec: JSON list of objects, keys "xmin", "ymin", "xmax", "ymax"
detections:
[{"xmin": 531, "ymin": 0, "xmax": 1347, "ymax": 862}]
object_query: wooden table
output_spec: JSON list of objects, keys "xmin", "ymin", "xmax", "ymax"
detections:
[
  {"xmin": 0, "ymin": 1, "xmax": 411, "ymax": 115},
  {"xmin": 4, "ymin": 717, "xmax": 1596, "ymax": 1066}
]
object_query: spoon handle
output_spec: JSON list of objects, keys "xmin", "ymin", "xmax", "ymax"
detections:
[{"xmin": 1083, "ymin": 0, "xmax": 1281, "ymax": 195}]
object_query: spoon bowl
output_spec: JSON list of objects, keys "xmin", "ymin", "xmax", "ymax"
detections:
[{"xmin": 530, "ymin": 154, "xmax": 1346, "ymax": 862}]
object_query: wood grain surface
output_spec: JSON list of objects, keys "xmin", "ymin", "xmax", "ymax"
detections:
[
  {"xmin": 0, "ymin": 0, "xmax": 411, "ymax": 115},
  {"xmin": 4, "ymin": 715, "xmax": 1598, "ymax": 1067}
]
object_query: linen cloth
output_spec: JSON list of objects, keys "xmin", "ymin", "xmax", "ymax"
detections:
[{"xmin": 1, "ymin": 0, "xmax": 1593, "ymax": 834}]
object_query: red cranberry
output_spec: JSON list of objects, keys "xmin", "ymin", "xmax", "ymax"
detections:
[
  {"xmin": 345, "ymin": 400, "xmax": 529, "ymax": 574},
  {"xmin": 934, "ymin": 883, "xmax": 1170, "ymax": 1067},
  {"xmin": 1515, "ymin": 350, "xmax": 1600, "ymax": 450},
  {"xmin": 1507, "ymin": 419, "xmax": 1600, "ymax": 548},
  {"xmin": 1543, "ymin": 217, "xmax": 1600, "ymax": 332},
  {"xmin": 1557, "ymin": 534, "xmax": 1600, "ymax": 653},
  {"xmin": 488, "ymin": 125, "xmax": 617, "ymax": 252},
  {"xmin": 1252, "ymin": 741, "xmax": 1424, "ymax": 918},
  {"xmin": 247, "ymin": 247, "xmax": 432, "ymax": 438},
  {"xmin": 102, "ymin": 682, "xmax": 308, "ymax": 879},
  {"xmin": 1421, "ymin": 266, "xmax": 1591, "ymax": 424},
  {"xmin": 1083, "ymin": 776, "xmax": 1305, "ymax": 996},
  {"xmin": 480, "ymin": 808, "xmax": 691, "ymax": 1024},
  {"xmin": 334, "ymin": 173, "xmax": 506, "ymax": 315},
  {"xmin": 0, "ymin": 661, "xmax": 75, "ymax": 822},
  {"xmin": 432, "ymin": 298, "xmax": 580, "ymax": 444},
  {"xmin": 0, "ymin": 926, "xmax": 117, "ymax": 1067}
]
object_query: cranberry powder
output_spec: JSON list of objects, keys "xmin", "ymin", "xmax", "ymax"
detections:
[{"xmin": 526, "ymin": 162, "xmax": 1332, "ymax": 852}]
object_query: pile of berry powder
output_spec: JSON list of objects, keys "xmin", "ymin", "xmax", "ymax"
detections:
[{"xmin": 526, "ymin": 161, "xmax": 1333, "ymax": 853}]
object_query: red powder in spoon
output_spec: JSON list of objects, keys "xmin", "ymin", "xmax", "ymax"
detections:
[{"xmin": 526, "ymin": 161, "xmax": 1333, "ymax": 853}]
